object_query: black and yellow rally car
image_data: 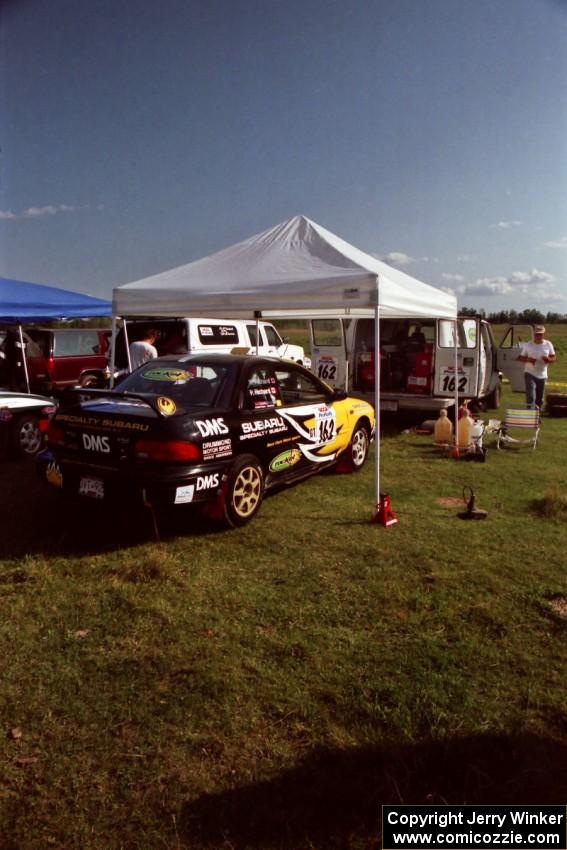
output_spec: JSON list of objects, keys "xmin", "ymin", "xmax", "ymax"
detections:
[{"xmin": 38, "ymin": 354, "xmax": 375, "ymax": 528}]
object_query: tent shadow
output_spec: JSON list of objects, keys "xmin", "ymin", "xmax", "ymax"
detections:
[{"xmin": 179, "ymin": 733, "xmax": 567, "ymax": 850}]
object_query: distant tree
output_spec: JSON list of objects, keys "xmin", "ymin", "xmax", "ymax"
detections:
[
  {"xmin": 459, "ymin": 306, "xmax": 478, "ymax": 317},
  {"xmin": 518, "ymin": 308, "xmax": 545, "ymax": 324}
]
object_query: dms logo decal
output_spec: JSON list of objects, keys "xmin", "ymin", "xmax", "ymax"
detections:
[
  {"xmin": 196, "ymin": 473, "xmax": 219, "ymax": 490},
  {"xmin": 196, "ymin": 418, "xmax": 229, "ymax": 438},
  {"xmin": 82, "ymin": 433, "xmax": 111, "ymax": 453},
  {"xmin": 269, "ymin": 448, "xmax": 302, "ymax": 473}
]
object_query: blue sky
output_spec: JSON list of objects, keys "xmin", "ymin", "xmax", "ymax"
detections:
[{"xmin": 1, "ymin": 0, "xmax": 566, "ymax": 313}]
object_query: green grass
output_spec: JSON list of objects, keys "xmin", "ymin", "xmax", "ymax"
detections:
[{"xmin": 0, "ymin": 336, "xmax": 566, "ymax": 849}]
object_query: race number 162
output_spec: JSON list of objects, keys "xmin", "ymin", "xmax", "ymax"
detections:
[{"xmin": 442, "ymin": 374, "xmax": 468, "ymax": 392}]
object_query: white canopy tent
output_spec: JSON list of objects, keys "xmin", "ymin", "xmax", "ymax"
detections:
[{"xmin": 112, "ymin": 215, "xmax": 458, "ymax": 521}]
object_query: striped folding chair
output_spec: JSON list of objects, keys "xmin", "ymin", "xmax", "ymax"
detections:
[{"xmin": 496, "ymin": 408, "xmax": 541, "ymax": 450}]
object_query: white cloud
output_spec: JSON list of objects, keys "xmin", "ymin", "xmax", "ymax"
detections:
[
  {"xmin": 379, "ymin": 251, "xmax": 416, "ymax": 267},
  {"xmin": 376, "ymin": 252, "xmax": 439, "ymax": 267},
  {"xmin": 544, "ymin": 236, "xmax": 567, "ymax": 249},
  {"xmin": 442, "ymin": 273, "xmax": 465, "ymax": 283},
  {"xmin": 458, "ymin": 268, "xmax": 557, "ymax": 298},
  {"xmin": 0, "ymin": 204, "xmax": 86, "ymax": 219},
  {"xmin": 492, "ymin": 220, "xmax": 523, "ymax": 230}
]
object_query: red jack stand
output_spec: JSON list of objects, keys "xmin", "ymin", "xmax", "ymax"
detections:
[{"xmin": 372, "ymin": 493, "xmax": 399, "ymax": 526}]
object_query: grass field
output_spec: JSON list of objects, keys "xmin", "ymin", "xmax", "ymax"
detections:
[{"xmin": 1, "ymin": 325, "xmax": 566, "ymax": 850}]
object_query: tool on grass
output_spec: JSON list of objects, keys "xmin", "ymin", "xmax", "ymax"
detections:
[{"xmin": 457, "ymin": 485, "xmax": 488, "ymax": 520}]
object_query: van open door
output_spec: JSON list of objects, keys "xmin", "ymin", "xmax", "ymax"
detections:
[
  {"xmin": 496, "ymin": 324, "xmax": 533, "ymax": 392},
  {"xmin": 309, "ymin": 319, "xmax": 347, "ymax": 389},
  {"xmin": 434, "ymin": 318, "xmax": 482, "ymax": 399}
]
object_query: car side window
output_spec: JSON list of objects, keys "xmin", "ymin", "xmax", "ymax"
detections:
[
  {"xmin": 275, "ymin": 366, "xmax": 328, "ymax": 405},
  {"xmin": 243, "ymin": 367, "xmax": 281, "ymax": 410}
]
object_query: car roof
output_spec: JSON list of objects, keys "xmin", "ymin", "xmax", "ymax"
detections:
[{"xmin": 151, "ymin": 353, "xmax": 291, "ymax": 367}]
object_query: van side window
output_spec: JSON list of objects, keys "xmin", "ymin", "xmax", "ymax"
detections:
[
  {"xmin": 197, "ymin": 325, "xmax": 239, "ymax": 345},
  {"xmin": 246, "ymin": 324, "xmax": 259, "ymax": 348},
  {"xmin": 54, "ymin": 331, "xmax": 100, "ymax": 356}
]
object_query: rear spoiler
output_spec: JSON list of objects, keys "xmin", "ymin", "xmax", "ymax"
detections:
[{"xmin": 59, "ymin": 387, "xmax": 169, "ymax": 417}]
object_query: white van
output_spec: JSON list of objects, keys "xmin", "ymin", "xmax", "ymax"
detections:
[
  {"xmin": 309, "ymin": 315, "xmax": 510, "ymax": 412},
  {"xmin": 121, "ymin": 317, "xmax": 310, "ymax": 368}
]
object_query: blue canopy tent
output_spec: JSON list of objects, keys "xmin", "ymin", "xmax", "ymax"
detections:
[
  {"xmin": 0, "ymin": 276, "xmax": 111, "ymax": 323},
  {"xmin": 0, "ymin": 276, "xmax": 111, "ymax": 391}
]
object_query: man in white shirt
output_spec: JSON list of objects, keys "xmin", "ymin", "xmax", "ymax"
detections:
[
  {"xmin": 518, "ymin": 325, "xmax": 556, "ymax": 409},
  {"xmin": 129, "ymin": 328, "xmax": 158, "ymax": 370}
]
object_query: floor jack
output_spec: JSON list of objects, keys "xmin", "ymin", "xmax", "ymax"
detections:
[{"xmin": 373, "ymin": 493, "xmax": 399, "ymax": 527}]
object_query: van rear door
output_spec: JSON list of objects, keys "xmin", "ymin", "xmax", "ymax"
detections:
[
  {"xmin": 309, "ymin": 319, "xmax": 347, "ymax": 389},
  {"xmin": 434, "ymin": 318, "xmax": 481, "ymax": 399}
]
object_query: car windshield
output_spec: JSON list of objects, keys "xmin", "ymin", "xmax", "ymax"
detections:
[{"xmin": 116, "ymin": 360, "xmax": 233, "ymax": 407}]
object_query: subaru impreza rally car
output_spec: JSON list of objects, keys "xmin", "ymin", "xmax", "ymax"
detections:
[{"xmin": 38, "ymin": 354, "xmax": 375, "ymax": 527}]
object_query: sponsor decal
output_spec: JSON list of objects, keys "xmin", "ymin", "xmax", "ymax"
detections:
[
  {"xmin": 343, "ymin": 287, "xmax": 360, "ymax": 300},
  {"xmin": 196, "ymin": 417, "xmax": 229, "ymax": 438},
  {"xmin": 202, "ymin": 437, "xmax": 232, "ymax": 460},
  {"xmin": 269, "ymin": 448, "xmax": 302, "ymax": 473},
  {"xmin": 82, "ymin": 433, "xmax": 111, "ymax": 453},
  {"xmin": 240, "ymin": 416, "xmax": 286, "ymax": 440},
  {"xmin": 0, "ymin": 407, "xmax": 13, "ymax": 422},
  {"xmin": 174, "ymin": 484, "xmax": 195, "ymax": 504},
  {"xmin": 157, "ymin": 396, "xmax": 176, "ymax": 416},
  {"xmin": 46, "ymin": 460, "xmax": 63, "ymax": 488},
  {"xmin": 57, "ymin": 413, "xmax": 149, "ymax": 432},
  {"xmin": 196, "ymin": 473, "xmax": 219, "ymax": 490},
  {"xmin": 143, "ymin": 368, "xmax": 191, "ymax": 382}
]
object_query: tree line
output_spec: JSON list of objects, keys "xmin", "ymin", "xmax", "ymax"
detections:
[{"xmin": 460, "ymin": 308, "xmax": 567, "ymax": 324}]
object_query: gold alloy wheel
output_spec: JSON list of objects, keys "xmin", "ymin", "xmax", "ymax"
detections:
[
  {"xmin": 231, "ymin": 465, "xmax": 263, "ymax": 518},
  {"xmin": 351, "ymin": 426, "xmax": 368, "ymax": 468}
]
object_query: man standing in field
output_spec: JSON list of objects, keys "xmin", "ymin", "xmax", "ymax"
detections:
[{"xmin": 518, "ymin": 325, "xmax": 556, "ymax": 409}]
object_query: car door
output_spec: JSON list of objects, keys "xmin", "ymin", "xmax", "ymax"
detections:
[{"xmin": 271, "ymin": 363, "xmax": 350, "ymax": 474}]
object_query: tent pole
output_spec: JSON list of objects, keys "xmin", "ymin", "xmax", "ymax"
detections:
[
  {"xmin": 123, "ymin": 320, "xmax": 132, "ymax": 372},
  {"xmin": 109, "ymin": 316, "xmax": 117, "ymax": 388},
  {"xmin": 18, "ymin": 324, "xmax": 31, "ymax": 394},
  {"xmin": 454, "ymin": 318, "xmax": 459, "ymax": 445},
  {"xmin": 373, "ymin": 293, "xmax": 381, "ymax": 512}
]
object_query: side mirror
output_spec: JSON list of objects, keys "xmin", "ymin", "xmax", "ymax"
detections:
[{"xmin": 331, "ymin": 388, "xmax": 347, "ymax": 401}]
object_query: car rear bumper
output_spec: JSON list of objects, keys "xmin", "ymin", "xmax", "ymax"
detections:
[{"xmin": 37, "ymin": 450, "xmax": 230, "ymax": 508}]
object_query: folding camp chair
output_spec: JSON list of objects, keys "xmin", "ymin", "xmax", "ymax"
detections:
[{"xmin": 496, "ymin": 408, "xmax": 541, "ymax": 450}]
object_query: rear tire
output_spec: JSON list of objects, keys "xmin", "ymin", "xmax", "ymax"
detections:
[
  {"xmin": 350, "ymin": 423, "xmax": 369, "ymax": 471},
  {"xmin": 223, "ymin": 455, "xmax": 264, "ymax": 528},
  {"xmin": 12, "ymin": 415, "xmax": 42, "ymax": 456},
  {"xmin": 486, "ymin": 380, "xmax": 502, "ymax": 410}
]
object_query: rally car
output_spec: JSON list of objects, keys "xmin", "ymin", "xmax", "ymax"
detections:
[
  {"xmin": 0, "ymin": 391, "xmax": 57, "ymax": 457},
  {"xmin": 38, "ymin": 354, "xmax": 375, "ymax": 528}
]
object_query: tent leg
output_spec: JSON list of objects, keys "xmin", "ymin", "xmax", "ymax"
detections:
[
  {"xmin": 18, "ymin": 324, "xmax": 31, "ymax": 394},
  {"xmin": 109, "ymin": 316, "xmax": 117, "ymax": 388}
]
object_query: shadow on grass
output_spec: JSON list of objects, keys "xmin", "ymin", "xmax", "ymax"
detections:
[
  {"xmin": 180, "ymin": 733, "xmax": 567, "ymax": 850},
  {"xmin": 0, "ymin": 457, "xmax": 222, "ymax": 558}
]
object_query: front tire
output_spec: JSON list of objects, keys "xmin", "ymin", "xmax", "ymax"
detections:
[
  {"xmin": 223, "ymin": 455, "xmax": 264, "ymax": 528},
  {"xmin": 350, "ymin": 423, "xmax": 369, "ymax": 471},
  {"xmin": 12, "ymin": 415, "xmax": 42, "ymax": 456}
]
